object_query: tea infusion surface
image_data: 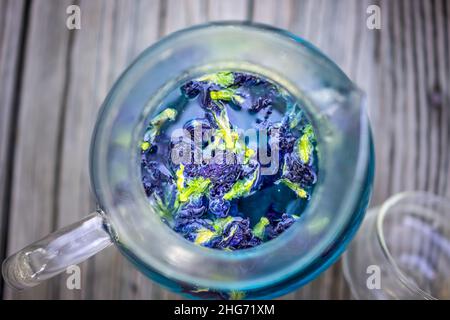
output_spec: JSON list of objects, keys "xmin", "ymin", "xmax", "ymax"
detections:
[{"xmin": 140, "ymin": 71, "xmax": 317, "ymax": 250}]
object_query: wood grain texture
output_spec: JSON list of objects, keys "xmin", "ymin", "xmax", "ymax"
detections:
[
  {"xmin": 0, "ymin": 0, "xmax": 449, "ymax": 300},
  {"xmin": 0, "ymin": 0, "xmax": 26, "ymax": 295},
  {"xmin": 4, "ymin": 0, "xmax": 75, "ymax": 300}
]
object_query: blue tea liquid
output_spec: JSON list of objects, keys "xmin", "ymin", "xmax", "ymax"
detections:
[{"xmin": 140, "ymin": 71, "xmax": 317, "ymax": 250}]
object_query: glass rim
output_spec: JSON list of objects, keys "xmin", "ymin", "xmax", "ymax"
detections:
[{"xmin": 376, "ymin": 191, "xmax": 450, "ymax": 300}]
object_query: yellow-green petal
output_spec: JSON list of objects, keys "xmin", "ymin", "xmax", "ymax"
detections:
[
  {"xmin": 198, "ymin": 71, "xmax": 234, "ymax": 87},
  {"xmin": 229, "ymin": 290, "xmax": 246, "ymax": 300},
  {"xmin": 210, "ymin": 88, "xmax": 244, "ymax": 105},
  {"xmin": 176, "ymin": 164, "xmax": 185, "ymax": 192},
  {"xmin": 212, "ymin": 109, "xmax": 239, "ymax": 150},
  {"xmin": 152, "ymin": 192, "xmax": 179, "ymax": 223},
  {"xmin": 280, "ymin": 179, "xmax": 308, "ymax": 199},
  {"xmin": 212, "ymin": 216, "xmax": 234, "ymax": 233},
  {"xmin": 178, "ymin": 177, "xmax": 211, "ymax": 202},
  {"xmin": 195, "ymin": 228, "xmax": 216, "ymax": 245},
  {"xmin": 223, "ymin": 170, "xmax": 258, "ymax": 201},
  {"xmin": 210, "ymin": 89, "xmax": 235, "ymax": 101},
  {"xmin": 297, "ymin": 124, "xmax": 315, "ymax": 164},
  {"xmin": 141, "ymin": 141, "xmax": 150, "ymax": 151},
  {"xmin": 150, "ymin": 108, "xmax": 177, "ymax": 127},
  {"xmin": 253, "ymin": 217, "xmax": 269, "ymax": 239},
  {"xmin": 244, "ymin": 147, "xmax": 255, "ymax": 163},
  {"xmin": 143, "ymin": 108, "xmax": 178, "ymax": 148}
]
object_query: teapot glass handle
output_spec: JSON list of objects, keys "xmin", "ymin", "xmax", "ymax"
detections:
[{"xmin": 2, "ymin": 211, "xmax": 112, "ymax": 290}]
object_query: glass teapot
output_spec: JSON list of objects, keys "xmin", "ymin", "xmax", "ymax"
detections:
[{"xmin": 2, "ymin": 22, "xmax": 374, "ymax": 299}]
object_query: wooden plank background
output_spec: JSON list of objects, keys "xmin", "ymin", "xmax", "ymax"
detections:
[{"xmin": 0, "ymin": 0, "xmax": 448, "ymax": 299}]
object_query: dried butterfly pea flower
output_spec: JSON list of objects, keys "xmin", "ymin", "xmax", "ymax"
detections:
[
  {"xmin": 199, "ymin": 162, "xmax": 242, "ymax": 184},
  {"xmin": 209, "ymin": 182, "xmax": 234, "ymax": 199},
  {"xmin": 212, "ymin": 108, "xmax": 240, "ymax": 151},
  {"xmin": 178, "ymin": 177, "xmax": 211, "ymax": 203},
  {"xmin": 249, "ymin": 96, "xmax": 272, "ymax": 112},
  {"xmin": 233, "ymin": 72, "xmax": 265, "ymax": 86},
  {"xmin": 219, "ymin": 217, "xmax": 255, "ymax": 249},
  {"xmin": 223, "ymin": 168, "xmax": 258, "ymax": 201},
  {"xmin": 209, "ymin": 198, "xmax": 231, "ymax": 218},
  {"xmin": 141, "ymin": 71, "xmax": 318, "ymax": 251},
  {"xmin": 174, "ymin": 216, "xmax": 214, "ymax": 235},
  {"xmin": 178, "ymin": 197, "xmax": 207, "ymax": 219},
  {"xmin": 194, "ymin": 228, "xmax": 218, "ymax": 245},
  {"xmin": 241, "ymin": 159, "xmax": 258, "ymax": 178},
  {"xmin": 141, "ymin": 160, "xmax": 170, "ymax": 197},
  {"xmin": 266, "ymin": 214, "xmax": 298, "ymax": 240},
  {"xmin": 181, "ymin": 80, "xmax": 202, "ymax": 99},
  {"xmin": 282, "ymin": 154, "xmax": 316, "ymax": 186},
  {"xmin": 269, "ymin": 121, "xmax": 297, "ymax": 154},
  {"xmin": 183, "ymin": 118, "xmax": 213, "ymax": 145}
]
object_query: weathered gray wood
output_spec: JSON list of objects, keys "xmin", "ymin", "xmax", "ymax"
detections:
[
  {"xmin": 1, "ymin": 0, "xmax": 449, "ymax": 300},
  {"xmin": 52, "ymin": 0, "xmax": 120, "ymax": 300},
  {"xmin": 208, "ymin": 0, "xmax": 251, "ymax": 21},
  {"xmin": 162, "ymin": 0, "xmax": 207, "ymax": 34},
  {"xmin": 252, "ymin": 0, "xmax": 293, "ymax": 29},
  {"xmin": 4, "ymin": 0, "xmax": 75, "ymax": 300},
  {"xmin": 0, "ymin": 0, "xmax": 26, "ymax": 296}
]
